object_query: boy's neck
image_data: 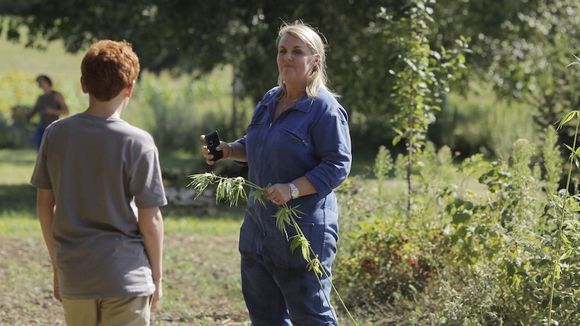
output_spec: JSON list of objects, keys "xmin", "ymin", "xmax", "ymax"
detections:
[{"xmin": 85, "ymin": 95, "xmax": 128, "ymax": 119}]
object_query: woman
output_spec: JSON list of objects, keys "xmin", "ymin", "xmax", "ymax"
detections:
[{"xmin": 202, "ymin": 22, "xmax": 351, "ymax": 325}]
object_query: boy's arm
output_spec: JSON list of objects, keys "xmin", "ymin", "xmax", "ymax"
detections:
[
  {"xmin": 46, "ymin": 93, "xmax": 69, "ymax": 116},
  {"xmin": 138, "ymin": 207, "xmax": 164, "ymax": 310},
  {"xmin": 56, "ymin": 93, "xmax": 69, "ymax": 116},
  {"xmin": 37, "ymin": 188, "xmax": 60, "ymax": 300},
  {"xmin": 26, "ymin": 98, "xmax": 41, "ymax": 120}
]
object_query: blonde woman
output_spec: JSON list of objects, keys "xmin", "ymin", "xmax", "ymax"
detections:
[{"xmin": 202, "ymin": 22, "xmax": 351, "ymax": 325}]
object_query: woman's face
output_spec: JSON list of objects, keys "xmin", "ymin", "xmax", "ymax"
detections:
[{"xmin": 277, "ymin": 33, "xmax": 317, "ymax": 88}]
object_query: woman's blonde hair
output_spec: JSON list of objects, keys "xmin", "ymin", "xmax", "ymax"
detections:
[{"xmin": 277, "ymin": 22, "xmax": 337, "ymax": 98}]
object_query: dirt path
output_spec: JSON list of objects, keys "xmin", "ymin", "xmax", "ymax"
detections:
[{"xmin": 0, "ymin": 233, "xmax": 249, "ymax": 326}]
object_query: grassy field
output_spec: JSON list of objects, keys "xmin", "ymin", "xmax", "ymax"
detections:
[{"xmin": 0, "ymin": 148, "xmax": 249, "ymax": 326}]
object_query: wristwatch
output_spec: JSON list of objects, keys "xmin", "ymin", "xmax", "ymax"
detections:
[{"xmin": 288, "ymin": 182, "xmax": 300, "ymax": 199}]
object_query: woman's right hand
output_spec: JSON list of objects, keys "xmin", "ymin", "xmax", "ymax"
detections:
[{"xmin": 200, "ymin": 135, "xmax": 231, "ymax": 165}]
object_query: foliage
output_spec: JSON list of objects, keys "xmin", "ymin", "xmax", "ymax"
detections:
[
  {"xmin": 542, "ymin": 126, "xmax": 563, "ymax": 195},
  {"xmin": 374, "ymin": 145, "xmax": 393, "ymax": 197},
  {"xmin": 383, "ymin": 0, "xmax": 468, "ymax": 219},
  {"xmin": 435, "ymin": 0, "xmax": 580, "ymax": 141},
  {"xmin": 3, "ymin": 0, "xmax": 578, "ymax": 154},
  {"xmin": 131, "ymin": 70, "xmax": 251, "ymax": 150},
  {"xmin": 336, "ymin": 129, "xmax": 579, "ymax": 325},
  {"xmin": 546, "ymin": 110, "xmax": 580, "ymax": 325},
  {"xmin": 430, "ymin": 81, "xmax": 540, "ymax": 158},
  {"xmin": 0, "ymin": 0, "xmax": 461, "ymax": 151},
  {"xmin": 0, "ymin": 67, "xmax": 252, "ymax": 151}
]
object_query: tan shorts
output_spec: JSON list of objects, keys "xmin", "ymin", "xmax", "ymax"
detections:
[{"xmin": 62, "ymin": 295, "xmax": 151, "ymax": 326}]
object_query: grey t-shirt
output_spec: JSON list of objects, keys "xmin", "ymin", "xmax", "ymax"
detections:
[{"xmin": 30, "ymin": 112, "xmax": 167, "ymax": 299}]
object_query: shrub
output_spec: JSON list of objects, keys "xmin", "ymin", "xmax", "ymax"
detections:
[{"xmin": 335, "ymin": 132, "xmax": 578, "ymax": 325}]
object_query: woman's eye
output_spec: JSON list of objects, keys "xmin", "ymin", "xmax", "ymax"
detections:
[
  {"xmin": 278, "ymin": 49, "xmax": 286, "ymax": 54},
  {"xmin": 293, "ymin": 50, "xmax": 303, "ymax": 55}
]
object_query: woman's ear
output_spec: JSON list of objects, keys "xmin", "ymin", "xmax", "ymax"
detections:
[{"xmin": 314, "ymin": 53, "xmax": 321, "ymax": 65}]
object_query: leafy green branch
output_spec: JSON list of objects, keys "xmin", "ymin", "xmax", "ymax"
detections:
[
  {"xmin": 187, "ymin": 173, "xmax": 358, "ymax": 325},
  {"xmin": 546, "ymin": 109, "xmax": 580, "ymax": 325},
  {"xmin": 382, "ymin": 0, "xmax": 469, "ymax": 220}
]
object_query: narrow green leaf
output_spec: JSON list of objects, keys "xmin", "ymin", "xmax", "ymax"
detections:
[
  {"xmin": 392, "ymin": 135, "xmax": 402, "ymax": 146},
  {"xmin": 557, "ymin": 111, "xmax": 577, "ymax": 130},
  {"xmin": 300, "ymin": 238, "xmax": 310, "ymax": 261},
  {"xmin": 290, "ymin": 236, "xmax": 302, "ymax": 253},
  {"xmin": 307, "ymin": 258, "xmax": 322, "ymax": 276}
]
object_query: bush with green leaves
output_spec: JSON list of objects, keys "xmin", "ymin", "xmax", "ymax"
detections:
[{"xmin": 335, "ymin": 125, "xmax": 579, "ymax": 325}]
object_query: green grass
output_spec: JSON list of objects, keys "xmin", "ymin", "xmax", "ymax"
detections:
[
  {"xmin": 442, "ymin": 82, "xmax": 539, "ymax": 157},
  {"xmin": 0, "ymin": 31, "xmax": 82, "ymax": 81},
  {"xmin": 0, "ymin": 149, "xmax": 37, "ymax": 184}
]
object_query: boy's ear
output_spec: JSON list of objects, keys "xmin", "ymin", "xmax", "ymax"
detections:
[
  {"xmin": 80, "ymin": 76, "xmax": 88, "ymax": 94},
  {"xmin": 125, "ymin": 80, "xmax": 135, "ymax": 97}
]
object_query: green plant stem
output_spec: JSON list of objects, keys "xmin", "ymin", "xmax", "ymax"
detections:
[
  {"xmin": 308, "ymin": 244, "xmax": 360, "ymax": 326},
  {"xmin": 547, "ymin": 116, "xmax": 579, "ymax": 325}
]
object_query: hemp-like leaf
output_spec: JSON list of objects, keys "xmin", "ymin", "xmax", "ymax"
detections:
[
  {"xmin": 290, "ymin": 235, "xmax": 310, "ymax": 261},
  {"xmin": 307, "ymin": 257, "xmax": 322, "ymax": 276},
  {"xmin": 250, "ymin": 188, "xmax": 267, "ymax": 207},
  {"xmin": 230, "ymin": 177, "xmax": 247, "ymax": 206},
  {"xmin": 215, "ymin": 178, "xmax": 233, "ymax": 204},
  {"xmin": 290, "ymin": 235, "xmax": 302, "ymax": 253},
  {"xmin": 187, "ymin": 173, "xmax": 217, "ymax": 198},
  {"xmin": 274, "ymin": 208, "xmax": 291, "ymax": 239},
  {"xmin": 285, "ymin": 204, "xmax": 303, "ymax": 220}
]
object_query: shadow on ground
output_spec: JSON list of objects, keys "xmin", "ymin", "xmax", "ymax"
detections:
[{"xmin": 0, "ymin": 184, "xmax": 36, "ymax": 216}]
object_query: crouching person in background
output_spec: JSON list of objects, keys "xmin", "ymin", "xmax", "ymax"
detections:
[{"xmin": 31, "ymin": 40, "xmax": 166, "ymax": 326}]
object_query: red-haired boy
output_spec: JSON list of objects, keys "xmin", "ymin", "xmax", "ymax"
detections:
[{"xmin": 31, "ymin": 40, "xmax": 165, "ymax": 326}]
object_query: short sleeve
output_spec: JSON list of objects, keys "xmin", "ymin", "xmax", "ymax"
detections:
[
  {"xmin": 129, "ymin": 148, "xmax": 167, "ymax": 208},
  {"xmin": 30, "ymin": 128, "xmax": 52, "ymax": 189}
]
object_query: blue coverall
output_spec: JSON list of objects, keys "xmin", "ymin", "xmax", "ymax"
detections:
[{"xmin": 236, "ymin": 86, "xmax": 352, "ymax": 325}]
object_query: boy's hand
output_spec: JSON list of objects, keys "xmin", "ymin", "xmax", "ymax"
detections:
[
  {"xmin": 151, "ymin": 279, "xmax": 162, "ymax": 312},
  {"xmin": 53, "ymin": 272, "xmax": 62, "ymax": 302}
]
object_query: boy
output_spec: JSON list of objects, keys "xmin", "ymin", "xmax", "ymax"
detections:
[
  {"xmin": 31, "ymin": 40, "xmax": 166, "ymax": 326},
  {"xmin": 26, "ymin": 74, "xmax": 69, "ymax": 150}
]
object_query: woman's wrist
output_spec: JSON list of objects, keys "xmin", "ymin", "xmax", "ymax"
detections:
[{"xmin": 224, "ymin": 142, "xmax": 233, "ymax": 159}]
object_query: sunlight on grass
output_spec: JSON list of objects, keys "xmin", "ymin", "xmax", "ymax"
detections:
[
  {"xmin": 0, "ymin": 213, "xmax": 39, "ymax": 237},
  {"xmin": 0, "ymin": 149, "xmax": 36, "ymax": 184}
]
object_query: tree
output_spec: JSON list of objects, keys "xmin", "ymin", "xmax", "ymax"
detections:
[
  {"xmin": 434, "ymin": 0, "xmax": 580, "ymax": 138},
  {"xmin": 3, "ymin": 0, "xmax": 577, "ymax": 150},
  {"xmin": 0, "ymin": 1, "xmax": 412, "ymax": 147}
]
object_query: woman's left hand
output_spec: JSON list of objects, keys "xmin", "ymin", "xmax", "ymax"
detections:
[{"xmin": 266, "ymin": 184, "xmax": 292, "ymax": 206}]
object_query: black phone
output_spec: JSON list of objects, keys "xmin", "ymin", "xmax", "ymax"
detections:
[{"xmin": 205, "ymin": 130, "xmax": 223, "ymax": 161}]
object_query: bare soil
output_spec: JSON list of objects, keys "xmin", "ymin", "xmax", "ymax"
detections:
[{"xmin": 0, "ymin": 233, "xmax": 249, "ymax": 326}]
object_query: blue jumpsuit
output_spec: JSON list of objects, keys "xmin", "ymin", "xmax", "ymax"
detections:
[{"xmin": 236, "ymin": 86, "xmax": 352, "ymax": 325}]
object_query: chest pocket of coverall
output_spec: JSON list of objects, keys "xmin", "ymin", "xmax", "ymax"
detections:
[{"xmin": 281, "ymin": 127, "xmax": 310, "ymax": 148}]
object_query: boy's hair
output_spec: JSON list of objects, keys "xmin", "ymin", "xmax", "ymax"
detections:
[
  {"xmin": 36, "ymin": 75, "xmax": 53, "ymax": 87},
  {"xmin": 81, "ymin": 40, "xmax": 140, "ymax": 101}
]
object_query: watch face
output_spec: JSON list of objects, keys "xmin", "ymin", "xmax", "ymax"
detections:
[{"xmin": 290, "ymin": 183, "xmax": 299, "ymax": 199}]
